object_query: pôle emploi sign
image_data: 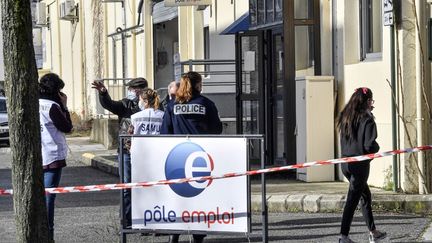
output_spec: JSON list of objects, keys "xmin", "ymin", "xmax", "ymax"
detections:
[
  {"xmin": 130, "ymin": 137, "xmax": 248, "ymax": 232},
  {"xmin": 164, "ymin": 0, "xmax": 212, "ymax": 7}
]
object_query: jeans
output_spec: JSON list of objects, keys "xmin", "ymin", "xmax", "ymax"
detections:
[
  {"xmin": 340, "ymin": 162, "xmax": 375, "ymax": 236},
  {"xmin": 44, "ymin": 168, "xmax": 62, "ymax": 238},
  {"xmin": 119, "ymin": 152, "xmax": 131, "ymax": 226}
]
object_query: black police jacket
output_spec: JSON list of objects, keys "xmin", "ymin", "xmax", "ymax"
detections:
[{"xmin": 161, "ymin": 94, "xmax": 222, "ymax": 135}]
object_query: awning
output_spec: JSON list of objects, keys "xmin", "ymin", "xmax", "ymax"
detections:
[
  {"xmin": 220, "ymin": 12, "xmax": 249, "ymax": 35},
  {"xmin": 152, "ymin": 1, "xmax": 178, "ymax": 24}
]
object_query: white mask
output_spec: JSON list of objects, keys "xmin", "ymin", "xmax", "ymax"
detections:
[
  {"xmin": 139, "ymin": 101, "xmax": 145, "ymax": 111},
  {"xmin": 127, "ymin": 90, "xmax": 136, "ymax": 100}
]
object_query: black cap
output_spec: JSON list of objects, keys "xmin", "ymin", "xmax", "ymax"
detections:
[{"xmin": 125, "ymin": 77, "xmax": 148, "ymax": 88}]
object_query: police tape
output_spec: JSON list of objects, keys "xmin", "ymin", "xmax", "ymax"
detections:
[{"xmin": 1, "ymin": 145, "xmax": 431, "ymax": 196}]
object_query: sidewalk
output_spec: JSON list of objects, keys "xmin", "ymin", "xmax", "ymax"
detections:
[{"xmin": 69, "ymin": 137, "xmax": 432, "ymax": 215}]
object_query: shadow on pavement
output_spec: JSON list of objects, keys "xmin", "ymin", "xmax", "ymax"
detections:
[{"xmin": 0, "ymin": 165, "xmax": 121, "ymax": 211}]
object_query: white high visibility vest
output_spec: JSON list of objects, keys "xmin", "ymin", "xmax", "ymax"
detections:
[
  {"xmin": 39, "ymin": 99, "xmax": 68, "ymax": 166},
  {"xmin": 131, "ymin": 108, "xmax": 164, "ymax": 135}
]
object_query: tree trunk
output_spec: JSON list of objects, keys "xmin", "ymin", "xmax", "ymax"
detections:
[{"xmin": 1, "ymin": 1, "xmax": 49, "ymax": 242}]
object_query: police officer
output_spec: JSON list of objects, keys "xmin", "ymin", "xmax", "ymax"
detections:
[
  {"xmin": 91, "ymin": 77, "xmax": 148, "ymax": 227},
  {"xmin": 161, "ymin": 72, "xmax": 222, "ymax": 135},
  {"xmin": 161, "ymin": 71, "xmax": 222, "ymax": 243}
]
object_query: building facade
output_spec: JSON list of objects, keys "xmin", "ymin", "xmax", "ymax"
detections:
[{"xmin": 33, "ymin": 0, "xmax": 432, "ymax": 192}]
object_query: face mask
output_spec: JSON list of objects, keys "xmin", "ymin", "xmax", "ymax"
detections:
[
  {"xmin": 139, "ymin": 101, "xmax": 145, "ymax": 111},
  {"xmin": 127, "ymin": 90, "xmax": 136, "ymax": 100}
]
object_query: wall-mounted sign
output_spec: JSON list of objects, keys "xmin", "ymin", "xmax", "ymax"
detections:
[
  {"xmin": 383, "ymin": 0, "xmax": 393, "ymax": 12},
  {"xmin": 164, "ymin": 0, "xmax": 212, "ymax": 7},
  {"xmin": 383, "ymin": 0, "xmax": 394, "ymax": 26},
  {"xmin": 383, "ymin": 11, "xmax": 394, "ymax": 26},
  {"xmin": 243, "ymin": 51, "xmax": 255, "ymax": 72}
]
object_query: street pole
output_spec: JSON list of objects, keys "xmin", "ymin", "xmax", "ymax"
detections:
[
  {"xmin": 415, "ymin": 0, "xmax": 425, "ymax": 194},
  {"xmin": 390, "ymin": 23, "xmax": 398, "ymax": 192},
  {"xmin": 384, "ymin": 0, "xmax": 399, "ymax": 192}
]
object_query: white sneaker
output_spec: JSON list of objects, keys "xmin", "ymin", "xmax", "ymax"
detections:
[{"xmin": 369, "ymin": 230, "xmax": 387, "ymax": 243}]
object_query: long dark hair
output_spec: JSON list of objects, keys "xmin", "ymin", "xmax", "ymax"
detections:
[
  {"xmin": 176, "ymin": 71, "xmax": 202, "ymax": 103},
  {"xmin": 337, "ymin": 87, "xmax": 373, "ymax": 140}
]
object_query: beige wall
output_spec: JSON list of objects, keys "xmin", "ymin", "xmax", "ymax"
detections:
[
  {"xmin": 43, "ymin": 0, "xmax": 85, "ymax": 116},
  {"xmin": 41, "ymin": 0, "xmax": 155, "ymax": 118},
  {"xmin": 41, "ymin": 0, "xmax": 246, "ymax": 117},
  {"xmin": 320, "ymin": 0, "xmax": 332, "ymax": 75},
  {"xmin": 340, "ymin": 1, "xmax": 393, "ymax": 187}
]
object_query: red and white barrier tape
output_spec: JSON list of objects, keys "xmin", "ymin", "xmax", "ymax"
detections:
[{"xmin": 1, "ymin": 145, "xmax": 431, "ymax": 196}]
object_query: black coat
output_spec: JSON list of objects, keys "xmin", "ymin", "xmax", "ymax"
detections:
[
  {"xmin": 98, "ymin": 91, "xmax": 140, "ymax": 123},
  {"xmin": 340, "ymin": 114, "xmax": 380, "ymax": 158}
]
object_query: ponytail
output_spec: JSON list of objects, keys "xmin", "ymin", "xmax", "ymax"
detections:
[
  {"xmin": 140, "ymin": 88, "xmax": 160, "ymax": 110},
  {"xmin": 176, "ymin": 76, "xmax": 193, "ymax": 103},
  {"xmin": 176, "ymin": 71, "xmax": 202, "ymax": 103}
]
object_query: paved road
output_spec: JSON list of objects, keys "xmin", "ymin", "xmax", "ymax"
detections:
[{"xmin": 0, "ymin": 144, "xmax": 431, "ymax": 242}]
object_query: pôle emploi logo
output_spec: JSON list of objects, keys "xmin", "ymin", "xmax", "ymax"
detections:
[
  {"xmin": 142, "ymin": 142, "xmax": 235, "ymax": 228},
  {"xmin": 164, "ymin": 142, "xmax": 214, "ymax": 197}
]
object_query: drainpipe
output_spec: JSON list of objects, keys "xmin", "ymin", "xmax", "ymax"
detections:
[
  {"xmin": 122, "ymin": 1, "xmax": 127, "ymax": 82},
  {"xmin": 112, "ymin": 37, "xmax": 117, "ymax": 83},
  {"xmin": 70, "ymin": 26, "xmax": 76, "ymax": 112},
  {"xmin": 415, "ymin": 0, "xmax": 425, "ymax": 194},
  {"xmin": 390, "ymin": 13, "xmax": 398, "ymax": 192},
  {"xmin": 79, "ymin": 0, "xmax": 87, "ymax": 119},
  {"xmin": 104, "ymin": 3, "xmax": 109, "ymax": 80},
  {"xmin": 132, "ymin": 0, "xmax": 137, "ymax": 77},
  {"xmin": 56, "ymin": 0, "xmax": 63, "ymax": 76}
]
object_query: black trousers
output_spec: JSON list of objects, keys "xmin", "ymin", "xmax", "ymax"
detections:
[
  {"xmin": 171, "ymin": 234, "xmax": 205, "ymax": 242},
  {"xmin": 340, "ymin": 161, "xmax": 376, "ymax": 236}
]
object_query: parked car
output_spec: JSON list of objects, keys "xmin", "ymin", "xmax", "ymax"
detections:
[{"xmin": 0, "ymin": 96, "xmax": 9, "ymax": 144}]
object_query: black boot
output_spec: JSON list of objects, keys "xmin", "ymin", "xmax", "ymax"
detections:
[
  {"xmin": 193, "ymin": 234, "xmax": 205, "ymax": 243},
  {"xmin": 168, "ymin": 234, "xmax": 179, "ymax": 243}
]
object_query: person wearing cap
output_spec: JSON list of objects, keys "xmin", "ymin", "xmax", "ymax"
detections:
[
  {"xmin": 91, "ymin": 77, "xmax": 148, "ymax": 227},
  {"xmin": 92, "ymin": 77, "xmax": 148, "ymax": 118}
]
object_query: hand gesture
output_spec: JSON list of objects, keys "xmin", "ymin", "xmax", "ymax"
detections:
[
  {"xmin": 59, "ymin": 92, "xmax": 67, "ymax": 108},
  {"xmin": 91, "ymin": 81, "xmax": 107, "ymax": 93}
]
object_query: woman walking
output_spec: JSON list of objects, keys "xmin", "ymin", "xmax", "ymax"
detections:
[{"xmin": 337, "ymin": 87, "xmax": 387, "ymax": 243}]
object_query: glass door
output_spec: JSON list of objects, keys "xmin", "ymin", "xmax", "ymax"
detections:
[
  {"xmin": 236, "ymin": 31, "xmax": 264, "ymax": 163},
  {"xmin": 267, "ymin": 29, "xmax": 286, "ymax": 165}
]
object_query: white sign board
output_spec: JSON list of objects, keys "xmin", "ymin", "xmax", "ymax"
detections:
[
  {"xmin": 383, "ymin": 0, "xmax": 393, "ymax": 12},
  {"xmin": 165, "ymin": 0, "xmax": 212, "ymax": 7},
  {"xmin": 173, "ymin": 53, "xmax": 182, "ymax": 82},
  {"xmin": 130, "ymin": 137, "xmax": 248, "ymax": 233},
  {"xmin": 383, "ymin": 11, "xmax": 394, "ymax": 26},
  {"xmin": 243, "ymin": 51, "xmax": 255, "ymax": 72}
]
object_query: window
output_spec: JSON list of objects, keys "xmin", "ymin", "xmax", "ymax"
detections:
[
  {"xmin": 360, "ymin": 0, "xmax": 382, "ymax": 60},
  {"xmin": 0, "ymin": 99, "xmax": 6, "ymax": 113},
  {"xmin": 250, "ymin": 0, "xmax": 283, "ymax": 28}
]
